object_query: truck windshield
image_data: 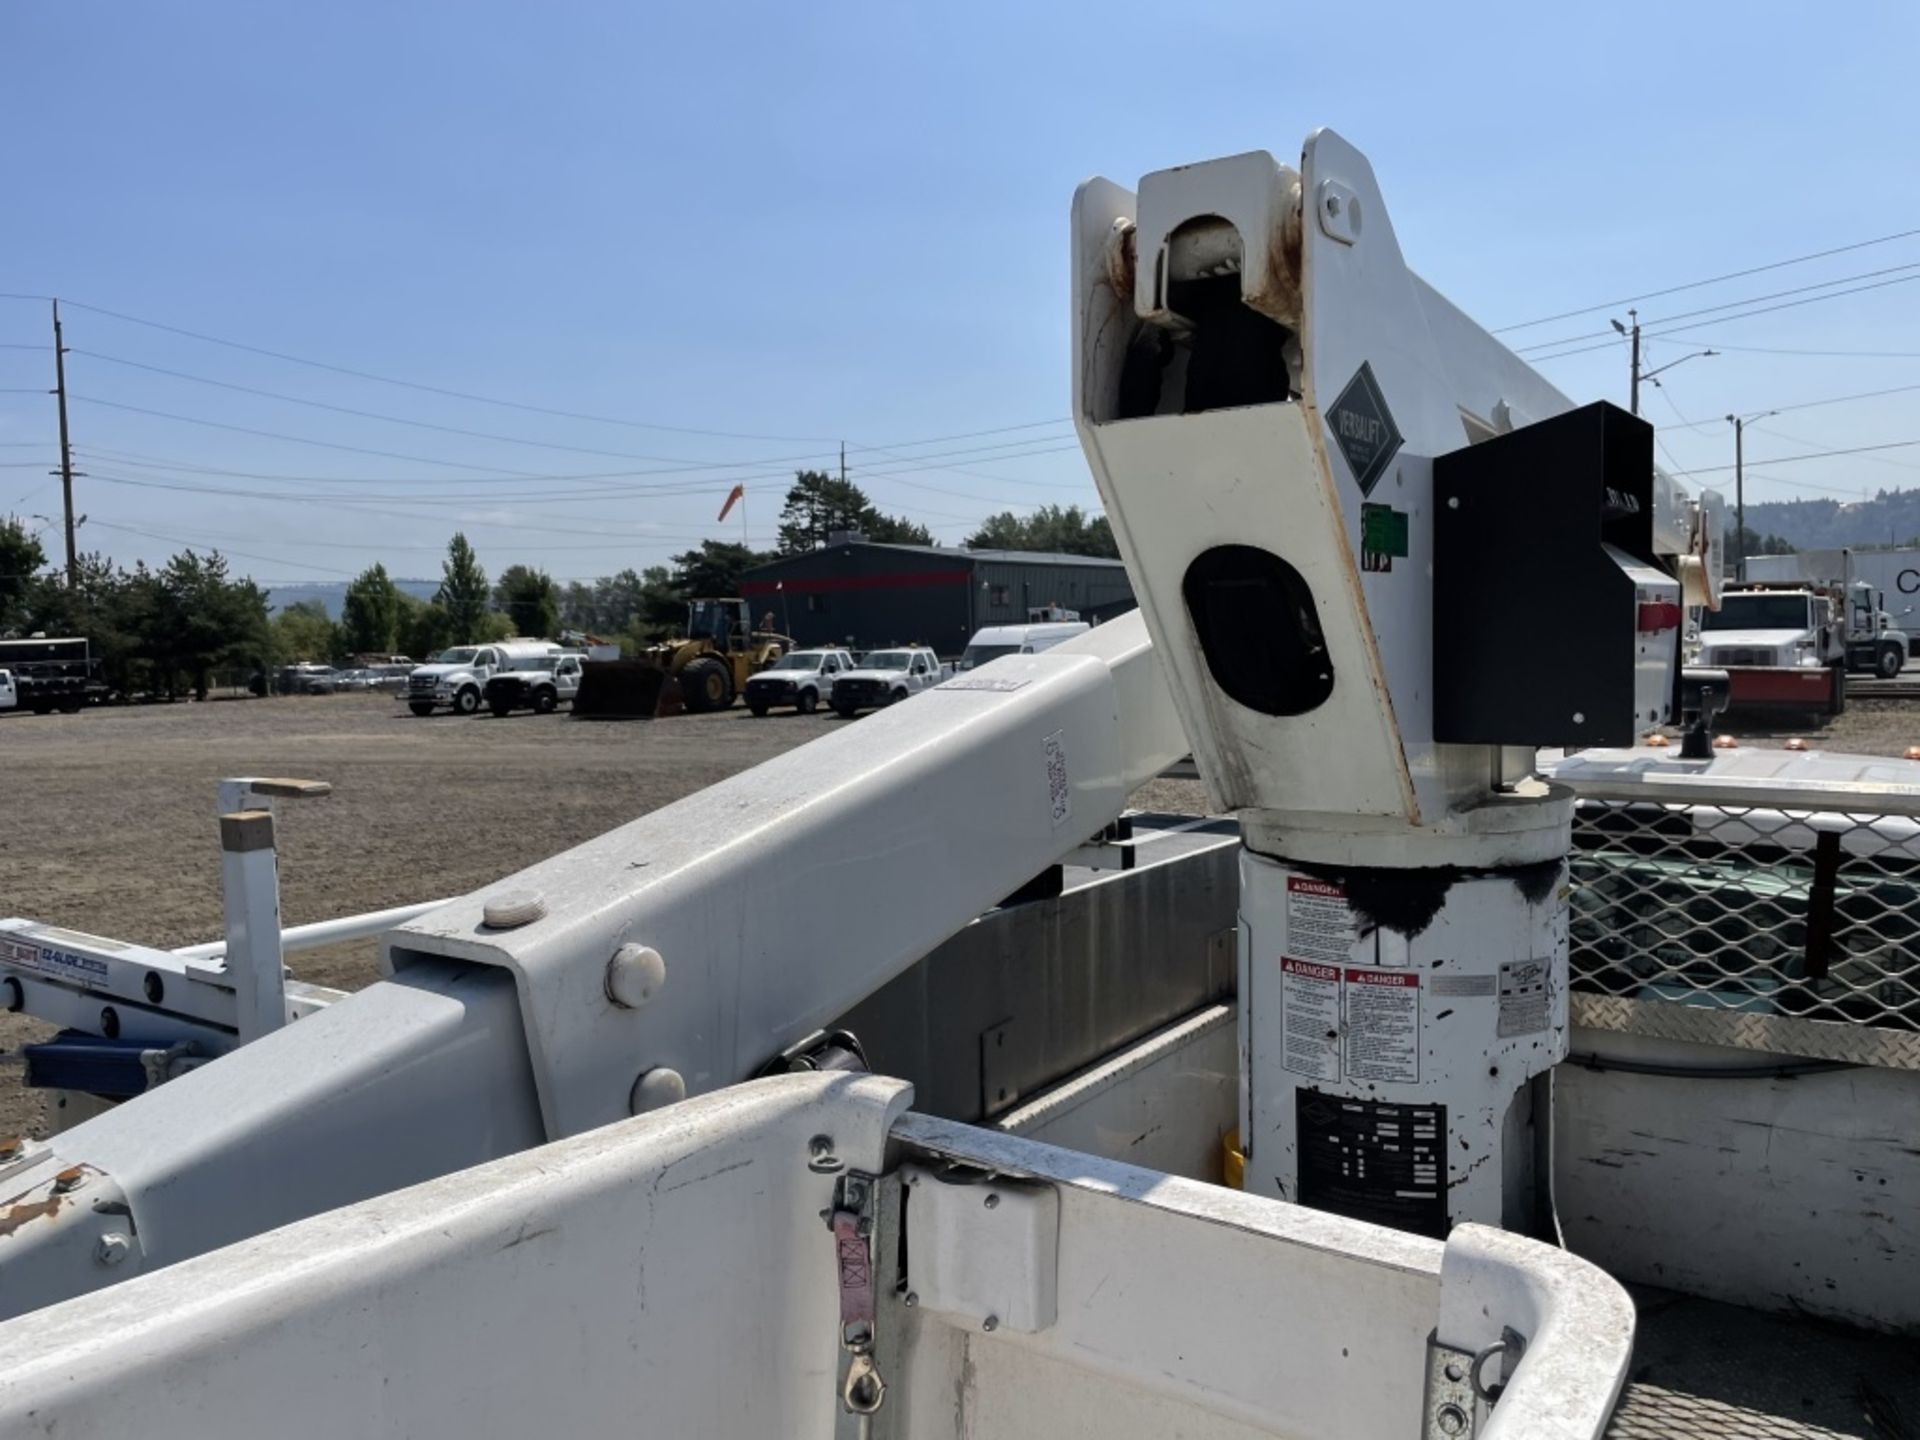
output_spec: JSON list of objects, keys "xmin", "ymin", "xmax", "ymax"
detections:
[
  {"xmin": 438, "ymin": 648, "xmax": 481, "ymax": 665},
  {"xmin": 861, "ymin": 652, "xmax": 912, "ymax": 670},
  {"xmin": 1703, "ymin": 596, "xmax": 1811, "ymax": 631},
  {"xmin": 961, "ymin": 644, "xmax": 1019, "ymax": 669},
  {"xmin": 768, "ymin": 653, "xmax": 819, "ymax": 671}
]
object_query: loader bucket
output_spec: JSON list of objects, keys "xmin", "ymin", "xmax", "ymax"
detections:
[{"xmin": 571, "ymin": 660, "xmax": 685, "ymax": 720}]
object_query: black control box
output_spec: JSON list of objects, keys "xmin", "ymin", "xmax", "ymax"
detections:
[{"xmin": 1433, "ymin": 402, "xmax": 1671, "ymax": 746}]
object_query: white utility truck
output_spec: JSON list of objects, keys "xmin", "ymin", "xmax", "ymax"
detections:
[
  {"xmin": 743, "ymin": 647, "xmax": 855, "ymax": 715},
  {"xmin": 1697, "ymin": 583, "xmax": 1848, "ymax": 715},
  {"xmin": 405, "ymin": 640, "xmax": 561, "ymax": 716},
  {"xmin": 482, "ymin": 651, "xmax": 584, "ymax": 716},
  {"xmin": 0, "ymin": 668, "xmax": 14, "ymax": 712},
  {"xmin": 829, "ymin": 645, "xmax": 944, "ymax": 715},
  {"xmin": 6, "ymin": 133, "xmax": 1920, "ymax": 1440}
]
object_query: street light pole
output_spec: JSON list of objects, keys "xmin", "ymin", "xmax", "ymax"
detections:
[
  {"xmin": 1731, "ymin": 415, "xmax": 1746, "ymax": 582},
  {"xmin": 1725, "ymin": 409, "xmax": 1778, "ymax": 583}
]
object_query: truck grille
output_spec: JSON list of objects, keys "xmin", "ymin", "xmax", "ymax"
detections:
[
  {"xmin": 409, "ymin": 675, "xmax": 436, "ymax": 695},
  {"xmin": 1709, "ymin": 647, "xmax": 1767, "ymax": 667}
]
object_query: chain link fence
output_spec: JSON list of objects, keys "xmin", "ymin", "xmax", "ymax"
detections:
[{"xmin": 1567, "ymin": 788, "xmax": 1920, "ymax": 1069}]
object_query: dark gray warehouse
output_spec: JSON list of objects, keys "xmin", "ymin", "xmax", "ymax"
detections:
[{"xmin": 740, "ymin": 538, "xmax": 1135, "ymax": 657}]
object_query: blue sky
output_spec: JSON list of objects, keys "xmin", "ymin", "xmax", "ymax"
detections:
[{"xmin": 3, "ymin": 1, "xmax": 1917, "ymax": 586}]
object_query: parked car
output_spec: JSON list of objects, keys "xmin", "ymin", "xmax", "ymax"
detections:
[
  {"xmin": 277, "ymin": 664, "xmax": 339, "ymax": 695},
  {"xmin": 405, "ymin": 641, "xmax": 561, "ymax": 716},
  {"xmin": 743, "ymin": 649, "xmax": 856, "ymax": 716},
  {"xmin": 957, "ymin": 621, "xmax": 1090, "ymax": 670},
  {"xmin": 484, "ymin": 652, "xmax": 584, "ymax": 716},
  {"xmin": 368, "ymin": 663, "xmax": 415, "ymax": 694},
  {"xmin": 830, "ymin": 647, "xmax": 944, "ymax": 716}
]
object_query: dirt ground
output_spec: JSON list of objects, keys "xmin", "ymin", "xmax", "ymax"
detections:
[
  {"xmin": 0, "ymin": 693, "xmax": 895, "ymax": 1137},
  {"xmin": 1, "ymin": 690, "xmax": 1913, "ymax": 1139}
]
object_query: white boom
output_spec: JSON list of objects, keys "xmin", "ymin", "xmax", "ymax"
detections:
[{"xmin": 0, "ymin": 611, "xmax": 1186, "ymax": 1316}]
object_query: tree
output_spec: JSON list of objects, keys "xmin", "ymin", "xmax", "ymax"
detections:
[
  {"xmin": 493, "ymin": 564, "xmax": 560, "ymax": 638},
  {"xmin": 775, "ymin": 470, "xmax": 930, "ymax": 553},
  {"xmin": 274, "ymin": 600, "xmax": 339, "ymax": 667},
  {"xmin": 865, "ymin": 513, "xmax": 934, "ymax": 546},
  {"xmin": 559, "ymin": 580, "xmax": 598, "ymax": 632},
  {"xmin": 339, "ymin": 562, "xmax": 403, "ymax": 655},
  {"xmin": 143, "ymin": 551, "xmax": 271, "ymax": 699},
  {"xmin": 396, "ymin": 595, "xmax": 454, "ymax": 661},
  {"xmin": 434, "ymin": 533, "xmax": 491, "ymax": 642},
  {"xmin": 965, "ymin": 504, "xmax": 1118, "ymax": 558},
  {"xmin": 671, "ymin": 540, "xmax": 773, "ymax": 599},
  {"xmin": 0, "ymin": 517, "xmax": 47, "ymax": 632}
]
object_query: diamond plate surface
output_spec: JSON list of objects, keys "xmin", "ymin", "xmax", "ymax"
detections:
[
  {"xmin": 1609, "ymin": 1290, "xmax": 1919, "ymax": 1440},
  {"xmin": 1568, "ymin": 796, "xmax": 1920, "ymax": 1070}
]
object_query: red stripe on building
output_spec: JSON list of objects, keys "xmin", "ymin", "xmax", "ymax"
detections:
[{"xmin": 741, "ymin": 570, "xmax": 971, "ymax": 597}]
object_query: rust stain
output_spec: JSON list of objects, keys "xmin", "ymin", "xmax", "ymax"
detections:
[{"xmin": 0, "ymin": 1194, "xmax": 62, "ymax": 1239}]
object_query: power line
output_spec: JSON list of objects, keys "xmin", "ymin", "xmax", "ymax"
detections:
[
  {"xmin": 1654, "ymin": 337, "xmax": 1920, "ymax": 361},
  {"xmin": 1517, "ymin": 266, "xmax": 1920, "ymax": 355},
  {"xmin": 56, "ymin": 298, "xmax": 845, "ymax": 444},
  {"xmin": 1492, "ymin": 226, "xmax": 1920, "ymax": 333},
  {"xmin": 1749, "ymin": 420, "xmax": 1920, "ymax": 475},
  {"xmin": 1670, "ymin": 437, "xmax": 1920, "ymax": 476}
]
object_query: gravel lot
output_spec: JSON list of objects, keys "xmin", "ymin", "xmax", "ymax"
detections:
[
  {"xmin": 0, "ymin": 693, "xmax": 867, "ymax": 1136},
  {"xmin": 2, "ymin": 687, "xmax": 1915, "ymax": 1138}
]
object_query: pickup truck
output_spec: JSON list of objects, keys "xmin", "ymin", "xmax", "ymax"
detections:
[
  {"xmin": 0, "ymin": 669, "xmax": 15, "ymax": 713},
  {"xmin": 484, "ymin": 652, "xmax": 584, "ymax": 716},
  {"xmin": 829, "ymin": 647, "xmax": 944, "ymax": 717},
  {"xmin": 406, "ymin": 640, "xmax": 561, "ymax": 716},
  {"xmin": 744, "ymin": 649, "xmax": 856, "ymax": 716}
]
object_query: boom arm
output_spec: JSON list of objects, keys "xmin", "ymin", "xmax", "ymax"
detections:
[{"xmin": 0, "ymin": 612, "xmax": 1186, "ymax": 1316}]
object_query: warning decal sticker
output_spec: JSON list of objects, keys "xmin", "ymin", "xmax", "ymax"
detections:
[
  {"xmin": 1326, "ymin": 361, "xmax": 1404, "ymax": 498},
  {"xmin": 1285, "ymin": 875, "xmax": 1355, "ymax": 967},
  {"xmin": 1498, "ymin": 958, "xmax": 1550, "ymax": 1037},
  {"xmin": 1345, "ymin": 969, "xmax": 1419, "ymax": 1084},
  {"xmin": 1281, "ymin": 959, "xmax": 1342, "ymax": 1083},
  {"xmin": 1042, "ymin": 729, "xmax": 1071, "ymax": 828}
]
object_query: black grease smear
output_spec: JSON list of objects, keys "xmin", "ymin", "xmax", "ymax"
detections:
[{"xmin": 1291, "ymin": 856, "xmax": 1567, "ymax": 941}]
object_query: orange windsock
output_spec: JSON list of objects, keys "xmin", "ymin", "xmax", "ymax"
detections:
[{"xmin": 718, "ymin": 483, "xmax": 745, "ymax": 522}]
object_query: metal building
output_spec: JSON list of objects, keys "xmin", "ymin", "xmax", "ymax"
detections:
[{"xmin": 740, "ymin": 539, "xmax": 1135, "ymax": 656}]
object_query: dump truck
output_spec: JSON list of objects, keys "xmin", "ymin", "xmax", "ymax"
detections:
[{"xmin": 572, "ymin": 598, "xmax": 790, "ymax": 718}]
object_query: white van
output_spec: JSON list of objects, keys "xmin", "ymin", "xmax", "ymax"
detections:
[{"xmin": 958, "ymin": 621, "xmax": 1091, "ymax": 670}]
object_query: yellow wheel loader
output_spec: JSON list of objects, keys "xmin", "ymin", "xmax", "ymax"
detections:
[{"xmin": 572, "ymin": 598, "xmax": 791, "ymax": 719}]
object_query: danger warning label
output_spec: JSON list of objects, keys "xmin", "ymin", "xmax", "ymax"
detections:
[
  {"xmin": 1281, "ymin": 959, "xmax": 1342, "ymax": 1083},
  {"xmin": 1344, "ymin": 968, "xmax": 1419, "ymax": 1084},
  {"xmin": 1285, "ymin": 875, "xmax": 1355, "ymax": 967}
]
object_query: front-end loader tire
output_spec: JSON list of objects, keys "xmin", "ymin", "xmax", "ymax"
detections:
[{"xmin": 680, "ymin": 655, "xmax": 734, "ymax": 713}]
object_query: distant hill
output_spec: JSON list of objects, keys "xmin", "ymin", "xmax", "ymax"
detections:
[
  {"xmin": 265, "ymin": 579, "xmax": 439, "ymax": 618},
  {"xmin": 1745, "ymin": 489, "xmax": 1920, "ymax": 552}
]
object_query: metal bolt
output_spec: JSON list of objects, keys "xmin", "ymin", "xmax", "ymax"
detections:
[
  {"xmin": 605, "ymin": 944, "xmax": 667, "ymax": 1009},
  {"xmin": 1443, "ymin": 1360, "xmax": 1465, "ymax": 1383},
  {"xmin": 628, "ymin": 1067, "xmax": 686, "ymax": 1115},
  {"xmin": 52, "ymin": 1166, "xmax": 86, "ymax": 1194},
  {"xmin": 903, "ymin": 1291, "xmax": 918, "ymax": 1307},
  {"xmin": 94, "ymin": 1233, "xmax": 130, "ymax": 1267},
  {"xmin": 481, "ymin": 890, "xmax": 546, "ymax": 930},
  {"xmin": 982, "ymin": 1314, "xmax": 999, "ymax": 1333},
  {"xmin": 1572, "ymin": 712, "xmax": 1586, "ymax": 725},
  {"xmin": 1437, "ymin": 1402, "xmax": 1469, "ymax": 1435},
  {"xmin": 983, "ymin": 1192, "xmax": 1000, "ymax": 1210},
  {"xmin": 1447, "ymin": 496, "xmax": 1460, "ymax": 509}
]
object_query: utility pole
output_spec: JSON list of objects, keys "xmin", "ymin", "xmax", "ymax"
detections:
[
  {"xmin": 50, "ymin": 300, "xmax": 78, "ymax": 585},
  {"xmin": 839, "ymin": 441, "xmax": 847, "ymax": 487},
  {"xmin": 1627, "ymin": 309, "xmax": 1640, "ymax": 416},
  {"xmin": 1608, "ymin": 308, "xmax": 1643, "ymax": 414},
  {"xmin": 1730, "ymin": 414, "xmax": 1746, "ymax": 582}
]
